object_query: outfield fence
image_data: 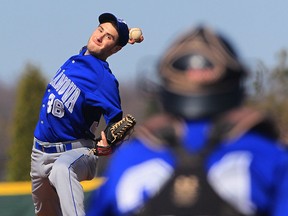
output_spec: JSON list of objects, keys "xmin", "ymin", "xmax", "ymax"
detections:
[{"xmin": 0, "ymin": 178, "xmax": 104, "ymax": 216}]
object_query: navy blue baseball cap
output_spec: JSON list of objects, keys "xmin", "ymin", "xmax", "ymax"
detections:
[{"xmin": 99, "ymin": 13, "xmax": 129, "ymax": 47}]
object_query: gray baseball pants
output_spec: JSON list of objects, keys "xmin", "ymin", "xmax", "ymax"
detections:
[{"xmin": 30, "ymin": 138, "xmax": 98, "ymax": 216}]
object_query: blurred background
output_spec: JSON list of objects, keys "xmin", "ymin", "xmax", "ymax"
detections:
[{"xmin": 1, "ymin": 0, "xmax": 288, "ymax": 215}]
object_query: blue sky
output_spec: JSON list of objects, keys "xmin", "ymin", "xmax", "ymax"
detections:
[{"xmin": 1, "ymin": 0, "xmax": 287, "ymax": 86}]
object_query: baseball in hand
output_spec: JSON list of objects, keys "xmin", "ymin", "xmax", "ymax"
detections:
[{"xmin": 129, "ymin": 28, "xmax": 142, "ymax": 42}]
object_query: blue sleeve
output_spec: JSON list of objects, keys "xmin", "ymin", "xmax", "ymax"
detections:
[
  {"xmin": 76, "ymin": 56, "xmax": 123, "ymax": 125},
  {"xmin": 86, "ymin": 139, "xmax": 175, "ymax": 216},
  {"xmin": 206, "ymin": 133, "xmax": 288, "ymax": 215},
  {"xmin": 86, "ymin": 76, "xmax": 122, "ymax": 124},
  {"xmin": 269, "ymin": 152, "xmax": 288, "ymax": 216}
]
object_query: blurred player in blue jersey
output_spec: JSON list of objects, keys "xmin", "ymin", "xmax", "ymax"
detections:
[
  {"xmin": 30, "ymin": 13, "xmax": 143, "ymax": 216},
  {"xmin": 86, "ymin": 26, "xmax": 288, "ymax": 216}
]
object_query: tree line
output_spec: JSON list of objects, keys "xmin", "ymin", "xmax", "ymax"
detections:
[{"xmin": 1, "ymin": 49, "xmax": 288, "ymax": 181}]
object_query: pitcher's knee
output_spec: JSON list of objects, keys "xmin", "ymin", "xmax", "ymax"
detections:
[{"xmin": 49, "ymin": 162, "xmax": 75, "ymax": 186}]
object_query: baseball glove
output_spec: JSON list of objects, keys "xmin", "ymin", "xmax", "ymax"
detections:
[{"xmin": 91, "ymin": 114, "xmax": 136, "ymax": 156}]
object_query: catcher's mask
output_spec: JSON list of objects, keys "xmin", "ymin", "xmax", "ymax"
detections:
[{"xmin": 158, "ymin": 26, "xmax": 247, "ymax": 119}]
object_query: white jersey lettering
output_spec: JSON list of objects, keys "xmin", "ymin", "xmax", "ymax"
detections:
[
  {"xmin": 64, "ymin": 88, "xmax": 81, "ymax": 113},
  {"xmin": 50, "ymin": 71, "xmax": 81, "ymax": 113}
]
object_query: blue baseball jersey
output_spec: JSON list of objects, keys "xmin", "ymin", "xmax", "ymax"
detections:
[
  {"xmin": 86, "ymin": 119, "xmax": 288, "ymax": 216},
  {"xmin": 34, "ymin": 47, "xmax": 122, "ymax": 142}
]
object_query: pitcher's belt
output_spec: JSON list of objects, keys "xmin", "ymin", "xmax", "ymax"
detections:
[{"xmin": 34, "ymin": 138, "xmax": 94, "ymax": 153}]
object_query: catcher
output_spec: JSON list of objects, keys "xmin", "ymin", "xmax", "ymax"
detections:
[{"xmin": 86, "ymin": 26, "xmax": 288, "ymax": 216}]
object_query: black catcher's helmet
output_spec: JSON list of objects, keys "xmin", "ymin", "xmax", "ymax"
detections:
[{"xmin": 158, "ymin": 26, "xmax": 247, "ymax": 119}]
